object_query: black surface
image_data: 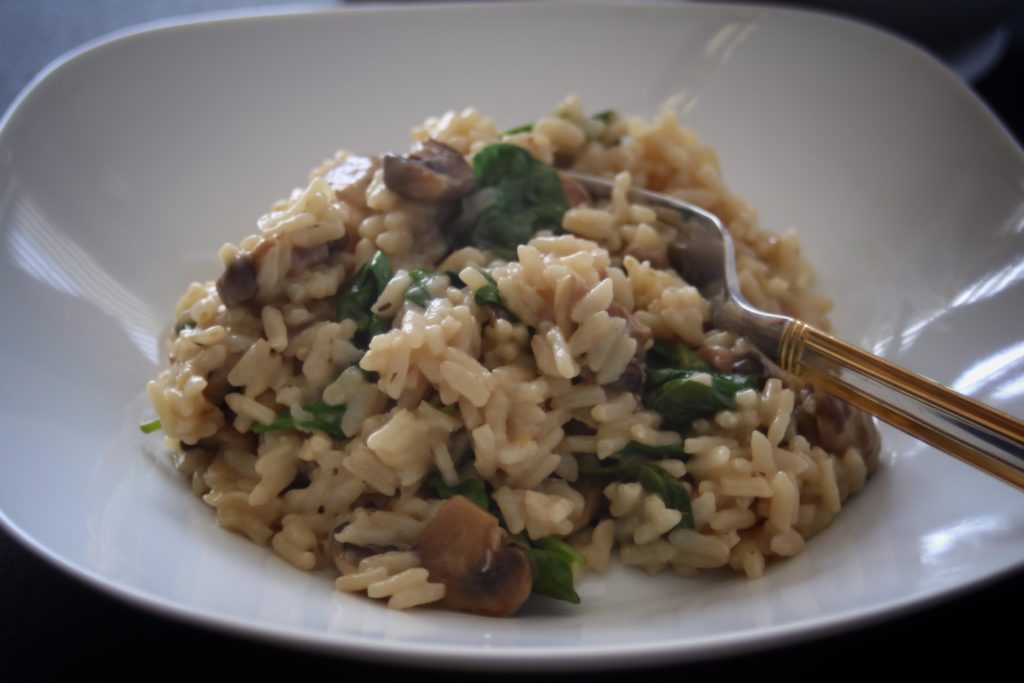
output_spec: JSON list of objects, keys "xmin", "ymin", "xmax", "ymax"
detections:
[{"xmin": 2, "ymin": 1, "xmax": 1021, "ymax": 678}]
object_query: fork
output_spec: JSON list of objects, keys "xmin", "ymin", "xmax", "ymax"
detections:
[{"xmin": 562, "ymin": 170, "xmax": 1024, "ymax": 490}]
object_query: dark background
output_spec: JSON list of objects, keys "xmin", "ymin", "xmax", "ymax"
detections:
[{"xmin": 2, "ymin": 1, "xmax": 1021, "ymax": 678}]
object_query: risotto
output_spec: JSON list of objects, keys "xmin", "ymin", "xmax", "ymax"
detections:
[{"xmin": 143, "ymin": 98, "xmax": 880, "ymax": 616}]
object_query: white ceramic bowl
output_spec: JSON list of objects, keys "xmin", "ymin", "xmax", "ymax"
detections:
[{"xmin": 1, "ymin": 1, "xmax": 1022, "ymax": 670}]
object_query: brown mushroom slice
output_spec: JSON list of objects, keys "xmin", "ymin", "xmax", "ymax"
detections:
[
  {"xmin": 287, "ymin": 236, "xmax": 348, "ymax": 277},
  {"xmin": 215, "ymin": 238, "xmax": 278, "ymax": 308},
  {"xmin": 794, "ymin": 387, "xmax": 882, "ymax": 470},
  {"xmin": 216, "ymin": 253, "xmax": 259, "ymax": 307},
  {"xmin": 414, "ymin": 495, "xmax": 532, "ymax": 617},
  {"xmin": 383, "ymin": 139, "xmax": 476, "ymax": 202},
  {"xmin": 288, "ymin": 242, "xmax": 329, "ymax": 275},
  {"xmin": 325, "ymin": 154, "xmax": 380, "ymax": 206}
]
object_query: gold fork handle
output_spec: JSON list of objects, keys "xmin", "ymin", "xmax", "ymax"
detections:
[{"xmin": 780, "ymin": 320, "xmax": 1024, "ymax": 489}]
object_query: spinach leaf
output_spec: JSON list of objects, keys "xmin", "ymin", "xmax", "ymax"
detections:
[
  {"xmin": 527, "ymin": 547, "xmax": 579, "ymax": 603},
  {"xmin": 139, "ymin": 418, "xmax": 162, "ymax": 434},
  {"xmin": 646, "ymin": 371, "xmax": 756, "ymax": 429},
  {"xmin": 626, "ymin": 461, "xmax": 693, "ymax": 525},
  {"xmin": 336, "ymin": 251, "xmax": 393, "ymax": 346},
  {"xmin": 578, "ymin": 451, "xmax": 694, "ymax": 530},
  {"xmin": 507, "ymin": 110, "xmax": 615, "ymax": 137},
  {"xmin": 473, "ymin": 283, "xmax": 505, "ymax": 309},
  {"xmin": 644, "ymin": 366, "xmax": 695, "ymax": 392},
  {"xmin": 526, "ymin": 537, "xmax": 585, "ymax": 604},
  {"xmin": 503, "ymin": 123, "xmax": 534, "ymax": 135},
  {"xmin": 645, "ymin": 340, "xmax": 709, "ymax": 373},
  {"xmin": 606, "ymin": 440, "xmax": 686, "ymax": 461},
  {"xmin": 252, "ymin": 400, "xmax": 346, "ymax": 440},
  {"xmin": 473, "ymin": 270, "xmax": 519, "ymax": 321},
  {"xmin": 454, "ymin": 143, "xmax": 568, "ymax": 257},
  {"xmin": 401, "ymin": 264, "xmax": 517, "ymax": 320},
  {"xmin": 404, "ymin": 268, "xmax": 438, "ymax": 308},
  {"xmin": 531, "ymin": 536, "xmax": 586, "ymax": 568},
  {"xmin": 174, "ymin": 319, "xmax": 195, "ymax": 334},
  {"xmin": 425, "ymin": 472, "xmax": 492, "ymax": 512},
  {"xmin": 642, "ymin": 341, "xmax": 755, "ymax": 428}
]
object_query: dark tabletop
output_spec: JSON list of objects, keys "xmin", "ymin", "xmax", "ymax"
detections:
[{"xmin": 2, "ymin": 1, "xmax": 1021, "ymax": 678}]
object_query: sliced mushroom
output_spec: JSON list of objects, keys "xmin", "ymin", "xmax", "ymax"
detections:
[
  {"xmin": 383, "ymin": 139, "xmax": 476, "ymax": 202},
  {"xmin": 414, "ymin": 495, "xmax": 532, "ymax": 617},
  {"xmin": 216, "ymin": 253, "xmax": 259, "ymax": 307},
  {"xmin": 288, "ymin": 237, "xmax": 347, "ymax": 277},
  {"xmin": 325, "ymin": 154, "xmax": 380, "ymax": 206},
  {"xmin": 289, "ymin": 243, "xmax": 329, "ymax": 275},
  {"xmin": 794, "ymin": 387, "xmax": 881, "ymax": 469}
]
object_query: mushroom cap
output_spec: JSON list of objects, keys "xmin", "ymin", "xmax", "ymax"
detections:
[
  {"xmin": 795, "ymin": 388, "xmax": 881, "ymax": 470},
  {"xmin": 215, "ymin": 253, "xmax": 259, "ymax": 307},
  {"xmin": 414, "ymin": 495, "xmax": 532, "ymax": 617},
  {"xmin": 324, "ymin": 154, "xmax": 380, "ymax": 207},
  {"xmin": 382, "ymin": 139, "xmax": 476, "ymax": 202}
]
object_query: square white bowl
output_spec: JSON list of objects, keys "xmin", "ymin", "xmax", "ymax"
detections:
[{"xmin": 1, "ymin": 1, "xmax": 1022, "ymax": 669}]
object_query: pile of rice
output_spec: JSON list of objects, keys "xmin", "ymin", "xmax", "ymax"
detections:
[{"xmin": 146, "ymin": 97, "xmax": 878, "ymax": 614}]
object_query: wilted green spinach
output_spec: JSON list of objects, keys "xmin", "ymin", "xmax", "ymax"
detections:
[
  {"xmin": 336, "ymin": 250, "xmax": 393, "ymax": 347},
  {"xmin": 252, "ymin": 400, "xmax": 346, "ymax": 440}
]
